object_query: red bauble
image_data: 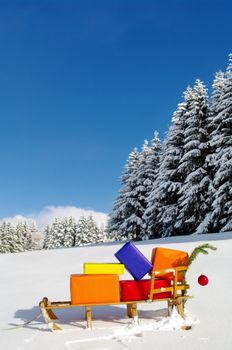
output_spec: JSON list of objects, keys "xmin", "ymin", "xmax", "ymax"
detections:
[{"xmin": 198, "ymin": 274, "xmax": 208, "ymax": 286}]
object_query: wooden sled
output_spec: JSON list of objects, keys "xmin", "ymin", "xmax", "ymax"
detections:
[{"xmin": 39, "ymin": 266, "xmax": 192, "ymax": 331}]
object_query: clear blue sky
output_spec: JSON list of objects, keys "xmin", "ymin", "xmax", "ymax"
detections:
[{"xmin": 0, "ymin": 0, "xmax": 231, "ymax": 217}]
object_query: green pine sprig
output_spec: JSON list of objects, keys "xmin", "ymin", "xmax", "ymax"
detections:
[{"xmin": 188, "ymin": 243, "xmax": 217, "ymax": 267}]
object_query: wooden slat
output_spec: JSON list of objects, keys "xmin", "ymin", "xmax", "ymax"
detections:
[
  {"xmin": 152, "ymin": 266, "xmax": 188, "ymax": 276},
  {"xmin": 151, "ymin": 285, "xmax": 189, "ymax": 293},
  {"xmin": 85, "ymin": 306, "xmax": 92, "ymax": 328},
  {"xmin": 175, "ymin": 266, "xmax": 188, "ymax": 271},
  {"xmin": 177, "ymin": 284, "xmax": 190, "ymax": 290},
  {"xmin": 150, "ymin": 287, "xmax": 173, "ymax": 294},
  {"xmin": 42, "ymin": 296, "xmax": 194, "ymax": 310}
]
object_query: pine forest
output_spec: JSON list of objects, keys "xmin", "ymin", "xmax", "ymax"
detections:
[
  {"xmin": 1, "ymin": 54, "xmax": 232, "ymax": 253},
  {"xmin": 108, "ymin": 54, "xmax": 232, "ymax": 241}
]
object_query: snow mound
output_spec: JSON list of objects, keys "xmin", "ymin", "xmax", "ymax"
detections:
[{"xmin": 113, "ymin": 308, "xmax": 199, "ymax": 343}]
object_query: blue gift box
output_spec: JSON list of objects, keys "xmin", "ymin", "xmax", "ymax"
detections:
[{"xmin": 115, "ymin": 242, "xmax": 153, "ymax": 280}]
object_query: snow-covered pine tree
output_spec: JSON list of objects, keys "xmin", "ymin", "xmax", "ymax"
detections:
[
  {"xmin": 62, "ymin": 217, "xmax": 76, "ymax": 248},
  {"xmin": 74, "ymin": 215, "xmax": 103, "ymax": 245},
  {"xmin": 207, "ymin": 71, "xmax": 226, "ymax": 171},
  {"xmin": 16, "ymin": 222, "xmax": 33, "ymax": 251},
  {"xmin": 0, "ymin": 221, "xmax": 23, "ymax": 253},
  {"xmin": 175, "ymin": 80, "xmax": 211, "ymax": 235},
  {"xmin": 43, "ymin": 218, "xmax": 64, "ymax": 249},
  {"xmin": 119, "ymin": 140, "xmax": 150, "ymax": 240},
  {"xmin": 109, "ymin": 137, "xmax": 161, "ymax": 242},
  {"xmin": 107, "ymin": 148, "xmax": 140, "ymax": 241},
  {"xmin": 144, "ymin": 87, "xmax": 194, "ymax": 238},
  {"xmin": 147, "ymin": 131, "xmax": 161, "ymax": 192},
  {"xmin": 86, "ymin": 215, "xmax": 100, "ymax": 243},
  {"xmin": 0, "ymin": 222, "xmax": 11, "ymax": 253},
  {"xmin": 29, "ymin": 222, "xmax": 44, "ymax": 250},
  {"xmin": 74, "ymin": 216, "xmax": 88, "ymax": 246},
  {"xmin": 211, "ymin": 71, "xmax": 225, "ymax": 117},
  {"xmin": 0, "ymin": 225, "xmax": 3, "ymax": 252},
  {"xmin": 139, "ymin": 132, "xmax": 161, "ymax": 239},
  {"xmin": 98, "ymin": 223, "xmax": 107, "ymax": 243},
  {"xmin": 210, "ymin": 54, "xmax": 232, "ymax": 232},
  {"xmin": 127, "ymin": 134, "xmax": 161, "ymax": 240},
  {"xmin": 200, "ymin": 71, "xmax": 226, "ymax": 232},
  {"xmin": 52, "ymin": 218, "xmax": 65, "ymax": 248},
  {"xmin": 0, "ymin": 225, "xmax": 3, "ymax": 253},
  {"xmin": 43, "ymin": 224, "xmax": 53, "ymax": 249}
]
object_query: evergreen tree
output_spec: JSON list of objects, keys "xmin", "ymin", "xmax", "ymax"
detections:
[
  {"xmin": 43, "ymin": 219, "xmax": 64, "ymax": 249},
  {"xmin": 107, "ymin": 148, "xmax": 140, "ymax": 241},
  {"xmin": 29, "ymin": 223, "xmax": 44, "ymax": 250},
  {"xmin": 0, "ymin": 222, "xmax": 23, "ymax": 253},
  {"xmin": 74, "ymin": 216, "xmax": 89, "ymax": 246},
  {"xmin": 52, "ymin": 219, "xmax": 65, "ymax": 248},
  {"xmin": 108, "ymin": 134, "xmax": 161, "ymax": 241},
  {"xmin": 200, "ymin": 71, "xmax": 226, "ymax": 232},
  {"xmin": 139, "ymin": 132, "xmax": 161, "ymax": 239},
  {"xmin": 63, "ymin": 217, "xmax": 76, "ymax": 248},
  {"xmin": 146, "ymin": 131, "xmax": 161, "ymax": 193},
  {"xmin": 211, "ymin": 71, "xmax": 225, "ymax": 113},
  {"xmin": 43, "ymin": 225, "xmax": 53, "ymax": 249},
  {"xmin": 210, "ymin": 54, "xmax": 232, "ymax": 232},
  {"xmin": 0, "ymin": 222, "xmax": 13, "ymax": 253},
  {"xmin": 85, "ymin": 215, "xmax": 99, "ymax": 243},
  {"xmin": 175, "ymin": 80, "xmax": 210, "ymax": 235},
  {"xmin": 145, "ymin": 87, "xmax": 194, "ymax": 238},
  {"xmin": 75, "ymin": 215, "xmax": 104, "ymax": 246},
  {"xmin": 207, "ymin": 71, "xmax": 226, "ymax": 171},
  {"xmin": 16, "ymin": 222, "xmax": 33, "ymax": 251},
  {"xmin": 98, "ymin": 223, "xmax": 107, "ymax": 243},
  {"xmin": 120, "ymin": 140, "xmax": 151, "ymax": 240}
]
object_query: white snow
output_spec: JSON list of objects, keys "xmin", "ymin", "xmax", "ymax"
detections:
[{"xmin": 1, "ymin": 231, "xmax": 232, "ymax": 349}]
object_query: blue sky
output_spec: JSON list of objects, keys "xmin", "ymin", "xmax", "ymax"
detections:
[{"xmin": 0, "ymin": 0, "xmax": 231, "ymax": 220}]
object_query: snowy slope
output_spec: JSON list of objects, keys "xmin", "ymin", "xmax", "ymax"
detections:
[{"xmin": 0, "ymin": 232, "xmax": 232, "ymax": 350}]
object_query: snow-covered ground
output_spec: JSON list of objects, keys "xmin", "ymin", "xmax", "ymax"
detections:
[{"xmin": 0, "ymin": 232, "xmax": 232, "ymax": 350}]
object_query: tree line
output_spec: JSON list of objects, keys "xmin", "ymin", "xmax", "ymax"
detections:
[
  {"xmin": 0, "ymin": 215, "xmax": 106, "ymax": 254},
  {"xmin": 107, "ymin": 54, "xmax": 232, "ymax": 241}
]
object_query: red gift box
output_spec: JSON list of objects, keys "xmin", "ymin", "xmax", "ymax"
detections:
[{"xmin": 120, "ymin": 278, "xmax": 172, "ymax": 301}]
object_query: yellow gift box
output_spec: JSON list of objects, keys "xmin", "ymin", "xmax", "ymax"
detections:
[{"xmin": 83, "ymin": 263, "xmax": 125, "ymax": 275}]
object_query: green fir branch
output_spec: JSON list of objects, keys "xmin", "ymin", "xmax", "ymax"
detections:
[{"xmin": 188, "ymin": 243, "xmax": 217, "ymax": 267}]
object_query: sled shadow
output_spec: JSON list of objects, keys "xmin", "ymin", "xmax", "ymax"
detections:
[
  {"xmin": 55, "ymin": 305, "xmax": 128, "ymax": 326},
  {"xmin": 13, "ymin": 306, "xmax": 86, "ymax": 331},
  {"xmin": 54, "ymin": 305, "xmax": 169, "ymax": 326},
  {"xmin": 13, "ymin": 304, "xmax": 169, "ymax": 331},
  {"xmin": 139, "ymin": 307, "xmax": 168, "ymax": 319},
  {"xmin": 12, "ymin": 306, "xmax": 51, "ymax": 331}
]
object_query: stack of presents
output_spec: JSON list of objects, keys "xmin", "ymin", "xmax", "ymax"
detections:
[{"xmin": 40, "ymin": 242, "xmax": 190, "ymax": 330}]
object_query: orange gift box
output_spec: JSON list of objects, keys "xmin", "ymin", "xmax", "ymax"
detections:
[
  {"xmin": 70, "ymin": 274, "xmax": 120, "ymax": 305},
  {"xmin": 151, "ymin": 247, "xmax": 189, "ymax": 282}
]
